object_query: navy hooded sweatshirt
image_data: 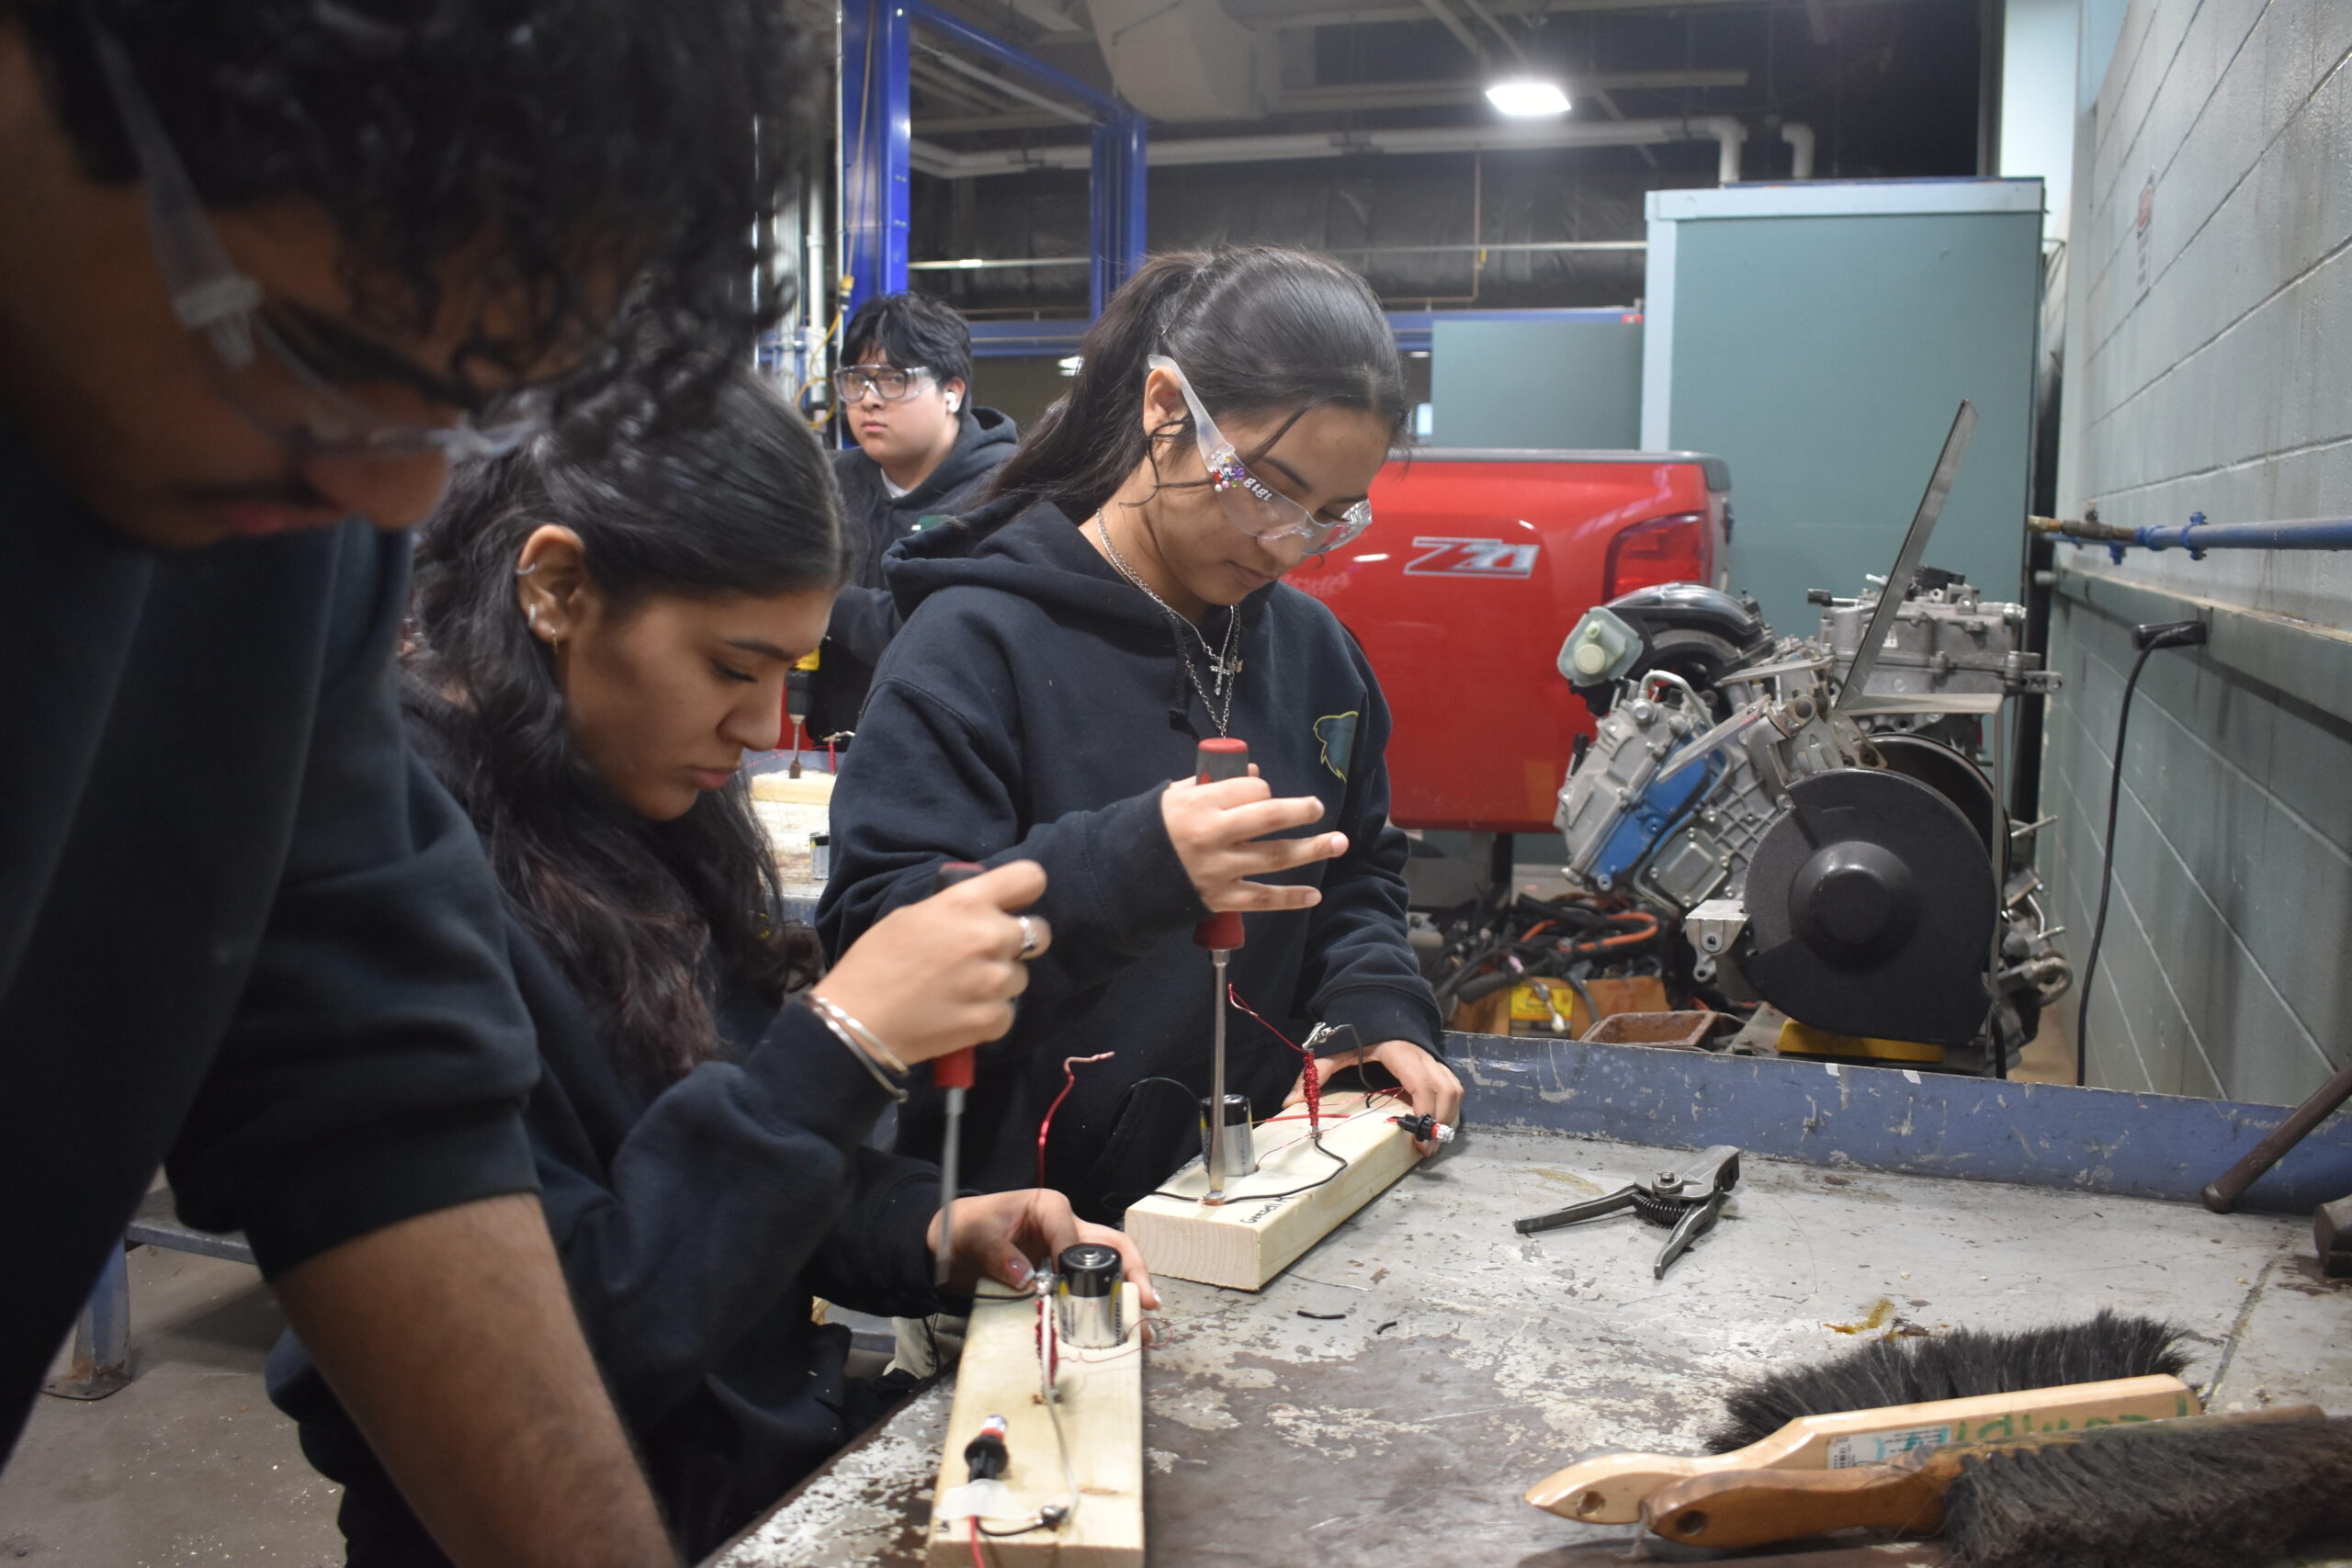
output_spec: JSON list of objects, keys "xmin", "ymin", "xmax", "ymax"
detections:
[
  {"xmin": 813, "ymin": 405, "xmax": 1017, "ymax": 737},
  {"xmin": 818, "ymin": 495, "xmax": 1443, "ymax": 1222},
  {"xmin": 271, "ymin": 866, "xmax": 945, "ymax": 1563},
  {"xmin": 0, "ymin": 425, "xmax": 540, "ymax": 1461}
]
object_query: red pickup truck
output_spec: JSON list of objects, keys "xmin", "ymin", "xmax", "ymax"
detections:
[{"xmin": 1286, "ymin": 448, "xmax": 1732, "ymax": 835}]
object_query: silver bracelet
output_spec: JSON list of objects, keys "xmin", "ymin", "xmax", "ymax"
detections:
[{"xmin": 801, "ymin": 995, "xmax": 910, "ymax": 1102}]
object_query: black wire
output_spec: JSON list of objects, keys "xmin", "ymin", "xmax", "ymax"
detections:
[
  {"xmin": 2074, "ymin": 643, "xmax": 2157, "ymax": 1088},
  {"xmin": 1149, "ymin": 1133, "xmax": 1350, "ymax": 1204}
]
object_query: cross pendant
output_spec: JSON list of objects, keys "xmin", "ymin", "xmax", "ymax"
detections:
[{"xmin": 1211, "ymin": 655, "xmax": 1243, "ymax": 680}]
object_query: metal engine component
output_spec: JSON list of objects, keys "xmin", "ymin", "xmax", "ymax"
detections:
[
  {"xmin": 1815, "ymin": 567, "xmax": 2061, "ymax": 715},
  {"xmin": 1549, "ymin": 402, "xmax": 2070, "ymax": 1063}
]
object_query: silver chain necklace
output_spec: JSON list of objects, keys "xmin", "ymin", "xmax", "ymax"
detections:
[{"xmin": 1091, "ymin": 513, "xmax": 1243, "ymax": 736}]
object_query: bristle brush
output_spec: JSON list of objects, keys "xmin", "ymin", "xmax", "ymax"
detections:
[{"xmin": 1641, "ymin": 1407, "xmax": 2352, "ymax": 1568}]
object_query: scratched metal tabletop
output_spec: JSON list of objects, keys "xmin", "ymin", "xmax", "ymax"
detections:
[{"xmin": 708, "ymin": 1126, "xmax": 2350, "ymax": 1568}]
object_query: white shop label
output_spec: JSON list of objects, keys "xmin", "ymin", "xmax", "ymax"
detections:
[{"xmin": 1827, "ymin": 1424, "xmax": 1956, "ymax": 1468}]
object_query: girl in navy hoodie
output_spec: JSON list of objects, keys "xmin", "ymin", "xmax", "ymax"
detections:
[
  {"xmin": 274, "ymin": 367, "xmax": 1154, "ymax": 1564},
  {"xmin": 820, "ymin": 247, "xmax": 1459, "ymax": 1223}
]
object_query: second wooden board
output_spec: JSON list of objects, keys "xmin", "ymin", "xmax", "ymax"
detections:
[
  {"xmin": 925, "ymin": 1284, "xmax": 1144, "ymax": 1568},
  {"xmin": 1123, "ymin": 1091, "xmax": 1421, "ymax": 1290}
]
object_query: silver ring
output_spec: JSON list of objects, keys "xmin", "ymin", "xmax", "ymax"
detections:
[{"xmin": 1017, "ymin": 915, "xmax": 1041, "ymax": 958}]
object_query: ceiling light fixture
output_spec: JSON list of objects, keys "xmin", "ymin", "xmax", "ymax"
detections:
[{"xmin": 1487, "ymin": 78, "xmax": 1571, "ymax": 117}]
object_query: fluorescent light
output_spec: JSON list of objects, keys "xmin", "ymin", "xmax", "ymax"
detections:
[
  {"xmin": 1487, "ymin": 78, "xmax": 1570, "ymax": 117},
  {"xmin": 1057, "ymin": 355, "xmax": 1082, "ymax": 376}
]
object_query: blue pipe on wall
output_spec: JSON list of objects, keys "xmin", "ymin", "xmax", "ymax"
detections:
[{"xmin": 2039, "ymin": 511, "xmax": 2352, "ymax": 561}]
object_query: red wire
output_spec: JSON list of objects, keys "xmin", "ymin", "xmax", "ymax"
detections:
[
  {"xmin": 1036, "ymin": 1051, "xmax": 1114, "ymax": 1191},
  {"xmin": 968, "ymin": 1517, "xmax": 987, "ymax": 1568},
  {"xmin": 1227, "ymin": 984, "xmax": 1319, "ymax": 1134}
]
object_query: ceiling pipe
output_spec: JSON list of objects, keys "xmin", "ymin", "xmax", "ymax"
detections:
[
  {"xmin": 1781, "ymin": 121, "xmax": 1816, "ymax": 178},
  {"xmin": 1416, "ymin": 0, "xmax": 1489, "ymax": 61},
  {"xmin": 910, "ymin": 114, "xmax": 1748, "ymax": 181}
]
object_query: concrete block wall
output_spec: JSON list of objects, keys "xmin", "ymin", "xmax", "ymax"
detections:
[{"xmin": 2042, "ymin": 0, "xmax": 2352, "ymax": 1103}]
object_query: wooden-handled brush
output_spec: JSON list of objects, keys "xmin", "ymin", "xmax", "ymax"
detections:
[
  {"xmin": 1640, "ymin": 1409, "xmax": 2352, "ymax": 1568},
  {"xmin": 1524, "ymin": 1375, "xmax": 2198, "ymax": 1521},
  {"xmin": 1526, "ymin": 1311, "xmax": 2196, "ymax": 1524},
  {"xmin": 1639, "ymin": 1406, "xmax": 2324, "ymax": 1550}
]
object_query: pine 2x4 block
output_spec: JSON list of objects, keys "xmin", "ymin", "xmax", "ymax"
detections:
[
  {"xmin": 1123, "ymin": 1091, "xmax": 1422, "ymax": 1290},
  {"xmin": 925, "ymin": 1283, "xmax": 1145, "ymax": 1568}
]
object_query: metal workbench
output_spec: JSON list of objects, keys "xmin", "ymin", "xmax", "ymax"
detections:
[{"xmin": 709, "ymin": 1034, "xmax": 2352, "ymax": 1568}]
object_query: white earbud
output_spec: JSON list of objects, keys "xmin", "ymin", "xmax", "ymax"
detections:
[{"xmin": 946, "ymin": 396, "xmax": 959, "ymax": 412}]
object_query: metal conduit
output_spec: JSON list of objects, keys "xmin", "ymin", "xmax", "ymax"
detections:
[{"xmin": 2031, "ymin": 511, "xmax": 2352, "ymax": 558}]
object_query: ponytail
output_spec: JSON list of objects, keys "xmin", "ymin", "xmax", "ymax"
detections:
[{"xmin": 989, "ymin": 246, "xmax": 1407, "ymax": 521}]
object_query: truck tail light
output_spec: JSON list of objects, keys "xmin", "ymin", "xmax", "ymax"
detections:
[{"xmin": 1603, "ymin": 513, "xmax": 1711, "ymax": 599}]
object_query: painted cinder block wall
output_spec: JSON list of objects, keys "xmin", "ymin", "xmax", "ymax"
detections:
[{"xmin": 2042, "ymin": 0, "xmax": 2352, "ymax": 1102}]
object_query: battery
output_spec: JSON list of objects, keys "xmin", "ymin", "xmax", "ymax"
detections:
[
  {"xmin": 1198, "ymin": 1092, "xmax": 1255, "ymax": 1179},
  {"xmin": 1055, "ymin": 1242, "xmax": 1125, "ymax": 1348}
]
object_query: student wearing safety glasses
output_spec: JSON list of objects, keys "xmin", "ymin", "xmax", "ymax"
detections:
[
  {"xmin": 814, "ymin": 293, "xmax": 1017, "ymax": 739},
  {"xmin": 0, "ymin": 6, "xmax": 806, "ymax": 1564},
  {"xmin": 819, "ymin": 247, "xmax": 1461, "ymax": 1224}
]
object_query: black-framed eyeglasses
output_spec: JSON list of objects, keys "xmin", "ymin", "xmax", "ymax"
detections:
[
  {"xmin": 85, "ymin": 15, "xmax": 554, "ymax": 460},
  {"xmin": 832, "ymin": 365, "xmax": 934, "ymax": 403}
]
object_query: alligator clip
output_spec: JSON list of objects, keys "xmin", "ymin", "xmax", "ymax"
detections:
[{"xmin": 1513, "ymin": 1145, "xmax": 1740, "ymax": 1279}]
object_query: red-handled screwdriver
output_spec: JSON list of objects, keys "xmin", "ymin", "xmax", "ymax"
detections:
[
  {"xmin": 1193, "ymin": 739, "xmax": 1250, "ymax": 1204},
  {"xmin": 932, "ymin": 861, "xmax": 985, "ymax": 1284}
]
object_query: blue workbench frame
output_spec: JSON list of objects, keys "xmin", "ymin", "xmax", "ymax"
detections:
[
  {"xmin": 1451, "ymin": 1032, "xmax": 2352, "ymax": 1215},
  {"xmin": 840, "ymin": 0, "xmax": 1147, "ymax": 321}
]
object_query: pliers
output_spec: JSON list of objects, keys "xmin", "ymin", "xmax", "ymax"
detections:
[{"xmin": 1513, "ymin": 1145, "xmax": 1740, "ymax": 1279}]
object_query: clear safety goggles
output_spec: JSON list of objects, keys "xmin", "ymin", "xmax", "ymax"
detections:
[
  {"xmin": 833, "ymin": 365, "xmax": 934, "ymax": 402},
  {"xmin": 1148, "ymin": 355, "xmax": 1374, "ymax": 554},
  {"xmin": 87, "ymin": 17, "xmax": 553, "ymax": 461}
]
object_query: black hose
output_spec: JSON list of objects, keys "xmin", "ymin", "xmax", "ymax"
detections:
[{"xmin": 2074, "ymin": 643, "xmax": 2157, "ymax": 1088}]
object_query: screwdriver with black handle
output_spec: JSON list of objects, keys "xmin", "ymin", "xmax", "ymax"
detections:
[
  {"xmin": 931, "ymin": 861, "xmax": 985, "ymax": 1284},
  {"xmin": 1193, "ymin": 739, "xmax": 1250, "ymax": 1204}
]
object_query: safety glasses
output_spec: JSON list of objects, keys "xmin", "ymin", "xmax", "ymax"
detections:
[
  {"xmin": 1148, "ymin": 355, "xmax": 1374, "ymax": 554},
  {"xmin": 86, "ymin": 17, "xmax": 553, "ymax": 461},
  {"xmin": 832, "ymin": 365, "xmax": 934, "ymax": 402}
]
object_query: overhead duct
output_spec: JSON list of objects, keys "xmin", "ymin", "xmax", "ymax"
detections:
[
  {"xmin": 912, "ymin": 114, "xmax": 1750, "ymax": 184},
  {"xmin": 1086, "ymin": 0, "xmax": 1279, "ymax": 121}
]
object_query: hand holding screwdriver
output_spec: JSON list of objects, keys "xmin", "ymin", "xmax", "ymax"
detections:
[{"xmin": 1159, "ymin": 759, "xmax": 1349, "ymax": 913}]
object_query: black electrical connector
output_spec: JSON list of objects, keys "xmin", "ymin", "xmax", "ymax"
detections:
[
  {"xmin": 964, "ymin": 1415, "xmax": 1009, "ymax": 1482},
  {"xmin": 2075, "ymin": 618, "xmax": 2210, "ymax": 1086}
]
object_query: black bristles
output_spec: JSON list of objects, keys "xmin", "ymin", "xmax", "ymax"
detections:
[
  {"xmin": 1707, "ymin": 1311, "xmax": 2191, "ymax": 1453},
  {"xmin": 1944, "ymin": 1416, "xmax": 2352, "ymax": 1568}
]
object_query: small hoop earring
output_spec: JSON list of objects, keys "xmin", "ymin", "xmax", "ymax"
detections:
[{"xmin": 514, "ymin": 561, "xmax": 539, "ymax": 578}]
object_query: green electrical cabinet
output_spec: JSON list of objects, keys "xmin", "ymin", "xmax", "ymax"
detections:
[{"xmin": 1640, "ymin": 181, "xmax": 2046, "ymax": 633}]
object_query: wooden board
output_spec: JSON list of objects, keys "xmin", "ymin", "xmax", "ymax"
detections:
[
  {"xmin": 1122, "ymin": 1091, "xmax": 1421, "ymax": 1290},
  {"xmin": 925, "ymin": 1284, "xmax": 1143, "ymax": 1568},
  {"xmin": 752, "ymin": 798, "xmax": 829, "ymax": 886},
  {"xmin": 750, "ymin": 772, "xmax": 836, "ymax": 806}
]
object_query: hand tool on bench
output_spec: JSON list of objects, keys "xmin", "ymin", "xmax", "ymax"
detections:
[
  {"xmin": 1515, "ymin": 1145, "xmax": 1739, "ymax": 1278},
  {"xmin": 932, "ymin": 861, "xmax": 985, "ymax": 1284},
  {"xmin": 1526, "ymin": 1312, "xmax": 2199, "ymax": 1523},
  {"xmin": 1193, "ymin": 738, "xmax": 1250, "ymax": 1205},
  {"xmin": 785, "ymin": 654, "xmax": 817, "ymax": 778},
  {"xmin": 1636, "ymin": 1406, "xmax": 2346, "ymax": 1567}
]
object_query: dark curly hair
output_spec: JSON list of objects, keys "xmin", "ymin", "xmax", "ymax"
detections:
[
  {"xmin": 406, "ymin": 367, "xmax": 849, "ymax": 1084},
  {"xmin": 15, "ymin": 0, "xmax": 814, "ymax": 412}
]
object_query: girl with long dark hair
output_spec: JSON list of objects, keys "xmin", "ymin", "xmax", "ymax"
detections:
[
  {"xmin": 820, "ymin": 247, "xmax": 1461, "ymax": 1223},
  {"xmin": 272, "ymin": 367, "xmax": 1153, "ymax": 1565}
]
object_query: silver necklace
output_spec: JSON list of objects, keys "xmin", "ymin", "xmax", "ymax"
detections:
[{"xmin": 1092, "ymin": 513, "xmax": 1243, "ymax": 736}]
